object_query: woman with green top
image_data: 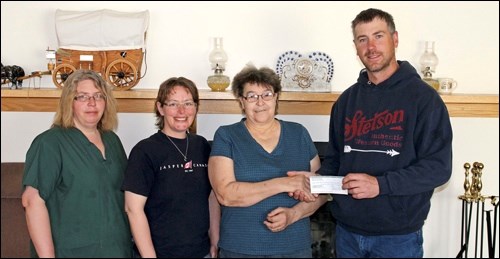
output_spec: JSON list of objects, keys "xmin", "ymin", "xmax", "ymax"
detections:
[{"xmin": 21, "ymin": 70, "xmax": 131, "ymax": 257}]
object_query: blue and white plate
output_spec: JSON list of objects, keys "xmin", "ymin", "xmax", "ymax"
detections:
[{"xmin": 276, "ymin": 51, "xmax": 334, "ymax": 92}]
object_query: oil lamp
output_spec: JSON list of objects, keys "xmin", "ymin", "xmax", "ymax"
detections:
[
  {"xmin": 207, "ymin": 37, "xmax": 230, "ymax": 91},
  {"xmin": 419, "ymin": 41, "xmax": 439, "ymax": 90}
]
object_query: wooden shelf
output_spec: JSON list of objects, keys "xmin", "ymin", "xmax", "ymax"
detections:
[{"xmin": 1, "ymin": 88, "xmax": 498, "ymax": 118}]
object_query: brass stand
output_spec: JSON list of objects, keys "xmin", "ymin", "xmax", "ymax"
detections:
[{"xmin": 457, "ymin": 162, "xmax": 499, "ymax": 258}]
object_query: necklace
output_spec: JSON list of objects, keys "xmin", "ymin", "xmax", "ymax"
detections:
[
  {"xmin": 165, "ymin": 133, "xmax": 193, "ymax": 173},
  {"xmin": 165, "ymin": 134, "xmax": 189, "ymax": 161},
  {"xmin": 245, "ymin": 119, "xmax": 280, "ymax": 153},
  {"xmin": 245, "ymin": 119, "xmax": 277, "ymax": 133}
]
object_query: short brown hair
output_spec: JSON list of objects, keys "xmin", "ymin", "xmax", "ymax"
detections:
[
  {"xmin": 351, "ymin": 8, "xmax": 396, "ymax": 37},
  {"xmin": 154, "ymin": 77, "xmax": 199, "ymax": 130}
]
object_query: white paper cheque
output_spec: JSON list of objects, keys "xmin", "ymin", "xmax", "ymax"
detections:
[{"xmin": 310, "ymin": 176, "xmax": 348, "ymax": 195}]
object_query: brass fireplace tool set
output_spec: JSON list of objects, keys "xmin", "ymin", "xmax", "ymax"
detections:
[{"xmin": 457, "ymin": 162, "xmax": 499, "ymax": 258}]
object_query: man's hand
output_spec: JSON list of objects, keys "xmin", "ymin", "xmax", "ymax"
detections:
[{"xmin": 342, "ymin": 173, "xmax": 379, "ymax": 199}]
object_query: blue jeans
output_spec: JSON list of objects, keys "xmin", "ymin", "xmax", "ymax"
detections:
[
  {"xmin": 335, "ymin": 224, "xmax": 423, "ymax": 258},
  {"xmin": 219, "ymin": 248, "xmax": 312, "ymax": 258}
]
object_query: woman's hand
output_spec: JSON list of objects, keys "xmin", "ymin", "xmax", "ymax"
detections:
[
  {"xmin": 286, "ymin": 171, "xmax": 319, "ymax": 202},
  {"xmin": 264, "ymin": 207, "xmax": 297, "ymax": 232}
]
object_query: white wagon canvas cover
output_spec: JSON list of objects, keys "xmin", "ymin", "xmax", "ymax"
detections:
[{"xmin": 55, "ymin": 9, "xmax": 149, "ymax": 51}]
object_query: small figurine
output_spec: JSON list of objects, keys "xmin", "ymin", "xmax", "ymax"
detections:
[{"xmin": 1, "ymin": 63, "xmax": 25, "ymax": 89}]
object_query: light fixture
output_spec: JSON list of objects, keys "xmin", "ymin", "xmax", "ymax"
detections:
[
  {"xmin": 207, "ymin": 37, "xmax": 230, "ymax": 91},
  {"xmin": 419, "ymin": 41, "xmax": 439, "ymax": 90},
  {"xmin": 45, "ymin": 47, "xmax": 56, "ymax": 71}
]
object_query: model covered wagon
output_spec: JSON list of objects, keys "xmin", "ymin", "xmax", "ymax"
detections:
[{"xmin": 52, "ymin": 9, "xmax": 149, "ymax": 90}]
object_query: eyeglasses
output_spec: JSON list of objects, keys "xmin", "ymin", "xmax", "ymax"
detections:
[
  {"xmin": 74, "ymin": 93, "xmax": 106, "ymax": 102},
  {"xmin": 242, "ymin": 91, "xmax": 275, "ymax": 103},
  {"xmin": 163, "ymin": 101, "xmax": 197, "ymax": 110}
]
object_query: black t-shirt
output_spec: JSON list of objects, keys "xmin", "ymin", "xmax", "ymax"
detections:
[{"xmin": 122, "ymin": 131, "xmax": 212, "ymax": 257}]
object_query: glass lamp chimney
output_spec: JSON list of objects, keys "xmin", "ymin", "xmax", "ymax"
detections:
[
  {"xmin": 419, "ymin": 41, "xmax": 439, "ymax": 74},
  {"xmin": 208, "ymin": 37, "xmax": 228, "ymax": 71}
]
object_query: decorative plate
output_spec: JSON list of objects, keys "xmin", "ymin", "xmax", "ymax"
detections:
[{"xmin": 276, "ymin": 51, "xmax": 334, "ymax": 92}]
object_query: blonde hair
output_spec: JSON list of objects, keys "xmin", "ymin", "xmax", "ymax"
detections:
[{"xmin": 52, "ymin": 70, "xmax": 118, "ymax": 131}]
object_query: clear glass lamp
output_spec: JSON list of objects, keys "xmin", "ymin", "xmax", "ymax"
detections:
[
  {"xmin": 420, "ymin": 41, "xmax": 439, "ymax": 90},
  {"xmin": 45, "ymin": 48, "xmax": 56, "ymax": 71},
  {"xmin": 207, "ymin": 37, "xmax": 230, "ymax": 91}
]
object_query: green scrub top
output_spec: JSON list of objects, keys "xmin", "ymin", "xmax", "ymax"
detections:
[{"xmin": 22, "ymin": 126, "xmax": 131, "ymax": 257}]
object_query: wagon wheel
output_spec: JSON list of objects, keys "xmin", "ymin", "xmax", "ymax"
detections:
[
  {"xmin": 105, "ymin": 59, "xmax": 138, "ymax": 90},
  {"xmin": 52, "ymin": 64, "xmax": 76, "ymax": 89}
]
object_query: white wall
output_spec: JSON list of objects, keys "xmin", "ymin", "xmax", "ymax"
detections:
[{"xmin": 1, "ymin": 1, "xmax": 499, "ymax": 257}]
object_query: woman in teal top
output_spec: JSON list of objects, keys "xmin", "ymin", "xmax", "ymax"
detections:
[
  {"xmin": 209, "ymin": 65, "xmax": 328, "ymax": 257},
  {"xmin": 21, "ymin": 70, "xmax": 131, "ymax": 258}
]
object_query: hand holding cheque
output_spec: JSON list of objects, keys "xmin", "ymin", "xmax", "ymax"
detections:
[
  {"xmin": 288, "ymin": 174, "xmax": 347, "ymax": 202},
  {"xmin": 310, "ymin": 176, "xmax": 348, "ymax": 195}
]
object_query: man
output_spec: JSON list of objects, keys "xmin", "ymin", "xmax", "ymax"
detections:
[{"xmin": 320, "ymin": 8, "xmax": 452, "ymax": 258}]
